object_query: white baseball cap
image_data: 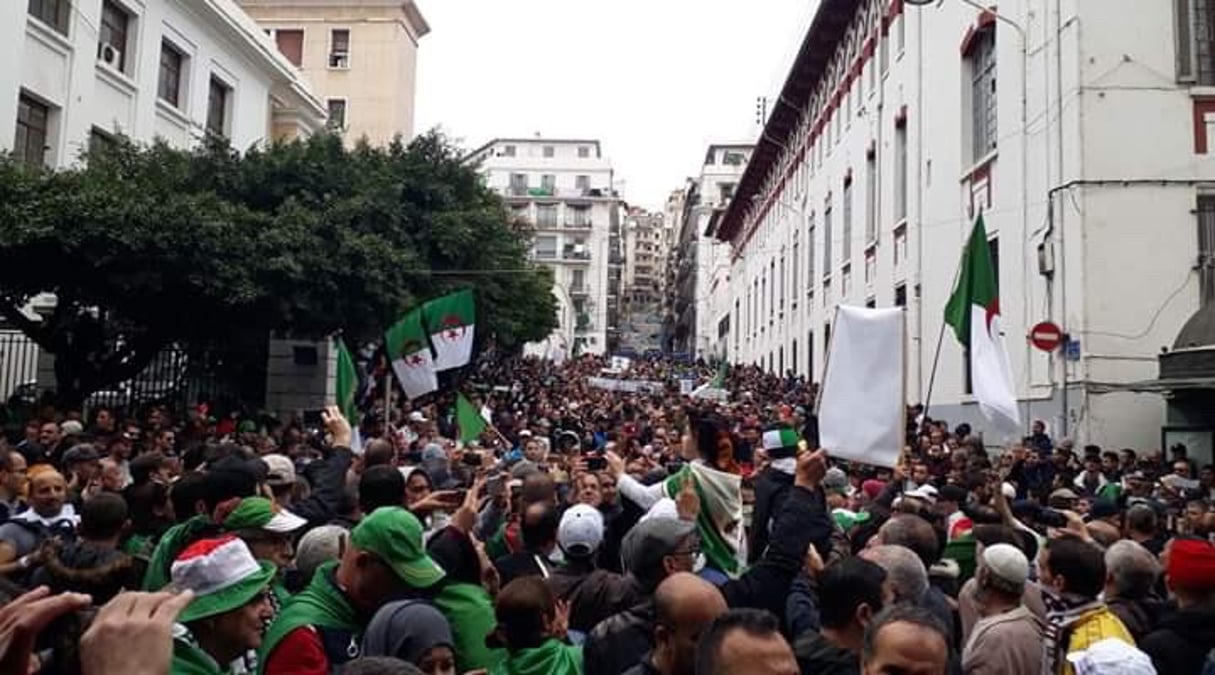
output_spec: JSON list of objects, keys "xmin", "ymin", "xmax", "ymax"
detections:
[
  {"xmin": 261, "ymin": 454, "xmax": 296, "ymax": 486},
  {"xmin": 558, "ymin": 504, "xmax": 604, "ymax": 557},
  {"xmin": 408, "ymin": 411, "xmax": 428, "ymax": 423},
  {"xmin": 904, "ymin": 484, "xmax": 938, "ymax": 503}
]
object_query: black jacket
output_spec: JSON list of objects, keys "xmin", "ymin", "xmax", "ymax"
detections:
[
  {"xmin": 794, "ymin": 631, "xmax": 858, "ymax": 675},
  {"xmin": 547, "ymin": 562, "xmax": 637, "ymax": 633},
  {"xmin": 494, "ymin": 550, "xmax": 556, "ymax": 586},
  {"xmin": 1106, "ymin": 595, "xmax": 1169, "ymax": 643},
  {"xmin": 748, "ymin": 467, "xmax": 794, "ymax": 564},
  {"xmin": 1141, "ymin": 606, "xmax": 1215, "ymax": 674},
  {"xmin": 584, "ymin": 483, "xmax": 832, "ymax": 675},
  {"xmin": 293, "ymin": 447, "xmax": 354, "ymax": 529}
]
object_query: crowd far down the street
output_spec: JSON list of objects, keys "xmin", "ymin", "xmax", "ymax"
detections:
[{"xmin": 0, "ymin": 349, "xmax": 1210, "ymax": 675}]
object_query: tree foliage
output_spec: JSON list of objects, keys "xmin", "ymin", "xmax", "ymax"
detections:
[{"xmin": 0, "ymin": 131, "xmax": 556, "ymax": 405}]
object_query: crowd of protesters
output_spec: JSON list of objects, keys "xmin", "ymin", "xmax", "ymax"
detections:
[{"xmin": 0, "ymin": 352, "xmax": 1211, "ymax": 675}]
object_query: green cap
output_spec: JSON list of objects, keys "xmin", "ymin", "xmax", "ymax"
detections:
[
  {"xmin": 223, "ymin": 497, "xmax": 307, "ymax": 533},
  {"xmin": 351, "ymin": 507, "xmax": 445, "ymax": 588}
]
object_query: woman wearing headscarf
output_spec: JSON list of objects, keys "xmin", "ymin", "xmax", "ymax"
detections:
[{"xmin": 362, "ymin": 600, "xmax": 457, "ymax": 675}]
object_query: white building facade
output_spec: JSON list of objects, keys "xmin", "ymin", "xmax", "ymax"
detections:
[
  {"xmin": 2, "ymin": 0, "xmax": 326, "ymax": 168},
  {"xmin": 468, "ymin": 138, "xmax": 620, "ymax": 357},
  {"xmin": 717, "ymin": 0, "xmax": 1215, "ymax": 450}
]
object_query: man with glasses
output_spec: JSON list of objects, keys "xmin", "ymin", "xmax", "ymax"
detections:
[
  {"xmin": 223, "ymin": 497, "xmax": 308, "ymax": 608},
  {"xmin": 169, "ymin": 536, "xmax": 277, "ymax": 675},
  {"xmin": 585, "ymin": 447, "xmax": 830, "ymax": 675}
]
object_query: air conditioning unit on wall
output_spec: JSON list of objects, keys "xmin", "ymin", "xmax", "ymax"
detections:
[{"xmin": 99, "ymin": 43, "xmax": 119, "ymax": 67}]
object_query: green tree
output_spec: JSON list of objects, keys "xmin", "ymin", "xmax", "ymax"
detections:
[{"xmin": 0, "ymin": 132, "xmax": 555, "ymax": 407}]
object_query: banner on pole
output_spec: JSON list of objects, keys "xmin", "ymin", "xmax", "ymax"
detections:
[{"xmin": 817, "ymin": 305, "xmax": 906, "ymax": 468}]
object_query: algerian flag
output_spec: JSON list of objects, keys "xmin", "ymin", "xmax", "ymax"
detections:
[
  {"xmin": 422, "ymin": 290, "xmax": 476, "ymax": 371},
  {"xmin": 665, "ymin": 463, "xmax": 744, "ymax": 576},
  {"xmin": 944, "ymin": 216, "xmax": 1020, "ymax": 433},
  {"xmin": 335, "ymin": 338, "xmax": 363, "ymax": 453},
  {"xmin": 335, "ymin": 338, "xmax": 359, "ymax": 423},
  {"xmin": 456, "ymin": 393, "xmax": 488, "ymax": 442},
  {"xmin": 711, "ymin": 361, "xmax": 728, "ymax": 388},
  {"xmin": 386, "ymin": 309, "xmax": 438, "ymax": 400}
]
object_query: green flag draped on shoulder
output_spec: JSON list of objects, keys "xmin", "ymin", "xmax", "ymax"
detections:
[
  {"xmin": 456, "ymin": 393, "xmax": 488, "ymax": 443},
  {"xmin": 386, "ymin": 309, "xmax": 438, "ymax": 400},
  {"xmin": 423, "ymin": 290, "xmax": 476, "ymax": 371},
  {"xmin": 944, "ymin": 216, "xmax": 1020, "ymax": 432}
]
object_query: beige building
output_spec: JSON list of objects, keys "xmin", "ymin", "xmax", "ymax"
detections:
[{"xmin": 237, "ymin": 0, "xmax": 429, "ymax": 145}]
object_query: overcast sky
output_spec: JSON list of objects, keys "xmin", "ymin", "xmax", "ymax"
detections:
[{"xmin": 413, "ymin": 0, "xmax": 820, "ymax": 212}]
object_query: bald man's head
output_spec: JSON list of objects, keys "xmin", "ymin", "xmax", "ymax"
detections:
[
  {"xmin": 654, "ymin": 573, "xmax": 728, "ymax": 675},
  {"xmin": 29, "ymin": 469, "xmax": 66, "ymax": 517}
]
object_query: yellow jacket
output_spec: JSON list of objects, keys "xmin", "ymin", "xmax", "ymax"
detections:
[{"xmin": 1056, "ymin": 606, "xmax": 1134, "ymax": 675}]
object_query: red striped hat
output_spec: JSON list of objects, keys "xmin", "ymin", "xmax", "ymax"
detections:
[{"xmin": 171, "ymin": 536, "xmax": 275, "ymax": 623}]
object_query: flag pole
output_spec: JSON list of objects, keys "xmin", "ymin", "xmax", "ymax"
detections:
[
  {"xmin": 383, "ymin": 371, "xmax": 393, "ymax": 424},
  {"xmin": 921, "ymin": 319, "xmax": 949, "ymax": 422}
]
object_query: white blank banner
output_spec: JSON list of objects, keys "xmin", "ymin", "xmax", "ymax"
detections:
[{"xmin": 817, "ymin": 306, "xmax": 906, "ymax": 468}]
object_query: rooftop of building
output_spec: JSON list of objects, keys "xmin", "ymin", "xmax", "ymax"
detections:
[
  {"xmin": 715, "ymin": 0, "xmax": 861, "ymax": 244},
  {"xmin": 236, "ymin": 0, "xmax": 430, "ymax": 36},
  {"xmin": 464, "ymin": 137, "xmax": 604, "ymax": 160}
]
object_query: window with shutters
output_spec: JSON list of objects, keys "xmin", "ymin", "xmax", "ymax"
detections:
[
  {"xmin": 327, "ymin": 99, "xmax": 347, "ymax": 130},
  {"xmin": 206, "ymin": 77, "xmax": 230, "ymax": 138},
  {"xmin": 275, "ymin": 29, "xmax": 304, "ymax": 67},
  {"xmin": 842, "ymin": 178, "xmax": 853, "ymax": 265},
  {"xmin": 99, "ymin": 1, "xmax": 130, "ymax": 73},
  {"xmin": 329, "ymin": 29, "xmax": 350, "ymax": 68},
  {"xmin": 1177, "ymin": 0, "xmax": 1215, "ymax": 83},
  {"xmin": 28, "ymin": 0, "xmax": 70, "ymax": 35},
  {"xmin": 14, "ymin": 94, "xmax": 50, "ymax": 167},
  {"xmin": 967, "ymin": 28, "xmax": 998, "ymax": 161},
  {"xmin": 1199, "ymin": 195, "xmax": 1215, "ymax": 305},
  {"xmin": 158, "ymin": 41, "xmax": 184, "ymax": 108}
]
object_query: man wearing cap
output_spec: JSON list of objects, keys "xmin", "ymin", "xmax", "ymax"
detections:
[
  {"xmin": 259, "ymin": 506, "xmax": 448, "ymax": 675},
  {"xmin": 747, "ymin": 425, "xmax": 799, "ymax": 564},
  {"xmin": 585, "ymin": 448, "xmax": 830, "ymax": 675},
  {"xmin": 262, "ymin": 408, "xmax": 357, "ymax": 531},
  {"xmin": 961, "ymin": 543, "xmax": 1045, "ymax": 675},
  {"xmin": 223, "ymin": 497, "xmax": 308, "ymax": 607},
  {"xmin": 1141, "ymin": 538, "xmax": 1215, "ymax": 674},
  {"xmin": 170, "ymin": 536, "xmax": 276, "ymax": 675},
  {"xmin": 548, "ymin": 503, "xmax": 630, "ymax": 634}
]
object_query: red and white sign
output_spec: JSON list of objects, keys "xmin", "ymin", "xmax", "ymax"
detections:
[{"xmin": 1029, "ymin": 321, "xmax": 1064, "ymax": 352}]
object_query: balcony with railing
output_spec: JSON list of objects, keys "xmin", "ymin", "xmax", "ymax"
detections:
[
  {"xmin": 569, "ymin": 284, "xmax": 590, "ymax": 297},
  {"xmin": 562, "ymin": 245, "xmax": 591, "ymax": 262}
]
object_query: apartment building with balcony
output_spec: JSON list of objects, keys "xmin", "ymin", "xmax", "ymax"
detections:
[
  {"xmin": 620, "ymin": 207, "xmax": 665, "ymax": 353},
  {"xmin": 237, "ymin": 0, "xmax": 428, "ymax": 145},
  {"xmin": 1, "ymin": 0, "xmax": 326, "ymax": 168},
  {"xmin": 667, "ymin": 144, "xmax": 753, "ymax": 358},
  {"xmin": 467, "ymin": 137, "xmax": 620, "ymax": 357},
  {"xmin": 714, "ymin": 0, "xmax": 1215, "ymax": 452}
]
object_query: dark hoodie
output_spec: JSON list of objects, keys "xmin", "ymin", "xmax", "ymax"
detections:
[
  {"xmin": 793, "ymin": 631, "xmax": 859, "ymax": 675},
  {"xmin": 1105, "ymin": 595, "xmax": 1169, "ymax": 643},
  {"xmin": 1141, "ymin": 606, "xmax": 1215, "ymax": 674}
]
